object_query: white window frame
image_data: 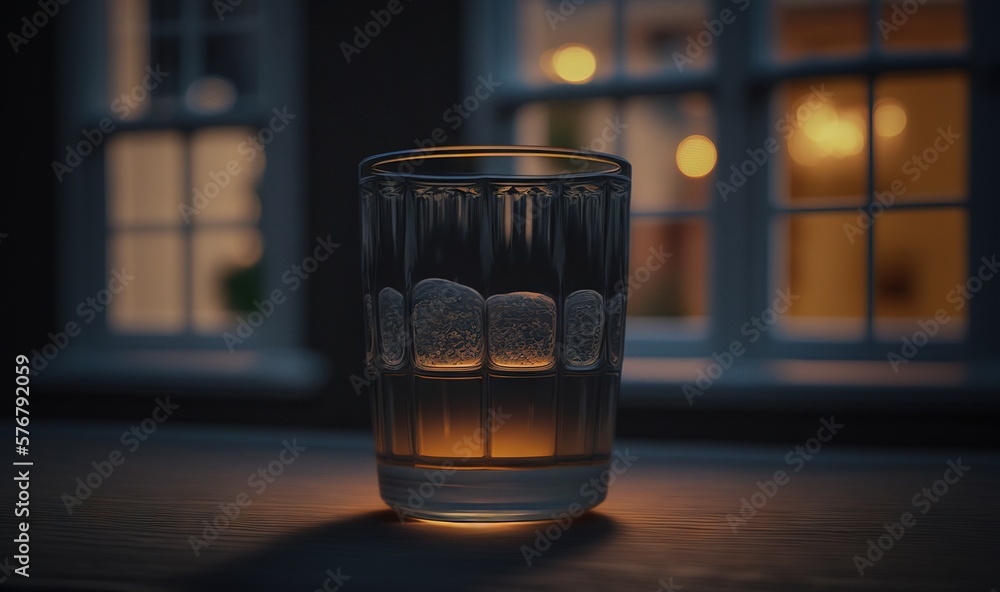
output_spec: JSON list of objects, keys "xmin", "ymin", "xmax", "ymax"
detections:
[
  {"xmin": 45, "ymin": 0, "xmax": 325, "ymax": 393},
  {"xmin": 464, "ymin": 0, "xmax": 1000, "ymax": 406}
]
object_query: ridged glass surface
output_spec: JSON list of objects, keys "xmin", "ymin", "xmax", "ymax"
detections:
[{"xmin": 360, "ymin": 147, "xmax": 630, "ymax": 520}]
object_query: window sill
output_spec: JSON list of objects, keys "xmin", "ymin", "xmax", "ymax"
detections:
[
  {"xmin": 35, "ymin": 348, "xmax": 330, "ymax": 398},
  {"xmin": 621, "ymin": 357, "xmax": 1000, "ymax": 412}
]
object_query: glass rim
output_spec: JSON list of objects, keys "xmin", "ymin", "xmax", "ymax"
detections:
[{"xmin": 359, "ymin": 145, "xmax": 631, "ymax": 182}]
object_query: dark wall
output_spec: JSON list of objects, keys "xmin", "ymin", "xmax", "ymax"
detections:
[
  {"xmin": 6, "ymin": 1, "xmax": 995, "ymax": 449},
  {"xmin": 5, "ymin": 0, "xmax": 57, "ymax": 363},
  {"xmin": 4, "ymin": 0, "xmax": 465, "ymax": 428},
  {"xmin": 306, "ymin": 0, "xmax": 465, "ymax": 426}
]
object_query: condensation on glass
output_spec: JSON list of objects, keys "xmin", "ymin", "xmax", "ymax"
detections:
[{"xmin": 360, "ymin": 147, "xmax": 631, "ymax": 521}]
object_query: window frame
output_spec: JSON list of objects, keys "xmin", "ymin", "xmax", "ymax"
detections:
[
  {"xmin": 464, "ymin": 0, "xmax": 1000, "ymax": 400},
  {"xmin": 46, "ymin": 0, "xmax": 326, "ymax": 393}
]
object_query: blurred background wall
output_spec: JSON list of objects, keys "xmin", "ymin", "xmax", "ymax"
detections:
[{"xmin": 6, "ymin": 0, "xmax": 998, "ymax": 446}]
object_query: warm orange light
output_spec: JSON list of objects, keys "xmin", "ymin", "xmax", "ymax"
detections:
[
  {"xmin": 788, "ymin": 129, "xmax": 821, "ymax": 167},
  {"xmin": 874, "ymin": 99, "xmax": 907, "ymax": 137},
  {"xmin": 231, "ymin": 231, "xmax": 264, "ymax": 267},
  {"xmin": 551, "ymin": 43, "xmax": 596, "ymax": 84},
  {"xmin": 675, "ymin": 135, "xmax": 717, "ymax": 178},
  {"xmin": 834, "ymin": 112, "xmax": 866, "ymax": 156},
  {"xmin": 408, "ymin": 518, "xmax": 534, "ymax": 531},
  {"xmin": 802, "ymin": 104, "xmax": 840, "ymax": 144},
  {"xmin": 789, "ymin": 106, "xmax": 866, "ymax": 165}
]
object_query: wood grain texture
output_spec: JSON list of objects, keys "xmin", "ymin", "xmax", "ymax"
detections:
[{"xmin": 4, "ymin": 422, "xmax": 998, "ymax": 591}]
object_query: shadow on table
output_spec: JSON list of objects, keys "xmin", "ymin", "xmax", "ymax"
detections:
[{"xmin": 177, "ymin": 509, "xmax": 618, "ymax": 591}]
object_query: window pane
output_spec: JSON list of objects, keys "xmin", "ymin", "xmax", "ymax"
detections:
[
  {"xmin": 773, "ymin": 77, "xmax": 868, "ymax": 205},
  {"xmin": 206, "ymin": 34, "xmax": 258, "ymax": 96},
  {"xmin": 776, "ymin": 212, "xmax": 867, "ymax": 340},
  {"xmin": 625, "ymin": 0, "xmax": 713, "ymax": 76},
  {"xmin": 107, "ymin": 131, "xmax": 185, "ymax": 226},
  {"xmin": 879, "ymin": 0, "xmax": 966, "ymax": 52},
  {"xmin": 874, "ymin": 209, "xmax": 967, "ymax": 340},
  {"xmin": 190, "ymin": 127, "xmax": 264, "ymax": 223},
  {"xmin": 627, "ymin": 218, "xmax": 708, "ymax": 318},
  {"xmin": 769, "ymin": 0, "xmax": 869, "ymax": 62},
  {"xmin": 193, "ymin": 229, "xmax": 264, "ymax": 332},
  {"xmin": 515, "ymin": 99, "xmax": 619, "ymax": 153},
  {"xmin": 517, "ymin": 0, "xmax": 613, "ymax": 85},
  {"xmin": 874, "ymin": 72, "xmax": 968, "ymax": 202},
  {"xmin": 107, "ymin": 0, "xmax": 151, "ymax": 120},
  {"xmin": 150, "ymin": 35, "xmax": 181, "ymax": 98},
  {"xmin": 108, "ymin": 231, "xmax": 185, "ymax": 333},
  {"xmin": 624, "ymin": 93, "xmax": 715, "ymax": 211}
]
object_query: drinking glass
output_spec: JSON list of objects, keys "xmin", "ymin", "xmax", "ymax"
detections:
[{"xmin": 359, "ymin": 146, "xmax": 631, "ymax": 521}]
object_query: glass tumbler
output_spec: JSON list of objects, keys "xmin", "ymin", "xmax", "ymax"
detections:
[{"xmin": 359, "ymin": 146, "xmax": 631, "ymax": 521}]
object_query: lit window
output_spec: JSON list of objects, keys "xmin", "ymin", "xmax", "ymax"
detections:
[
  {"xmin": 469, "ymin": 0, "xmax": 975, "ymax": 368},
  {"xmin": 53, "ymin": 0, "xmax": 314, "ymax": 389}
]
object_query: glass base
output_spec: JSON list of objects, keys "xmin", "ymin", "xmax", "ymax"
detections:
[{"xmin": 377, "ymin": 460, "xmax": 610, "ymax": 522}]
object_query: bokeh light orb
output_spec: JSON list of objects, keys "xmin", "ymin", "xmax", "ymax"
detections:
[{"xmin": 676, "ymin": 135, "xmax": 718, "ymax": 178}]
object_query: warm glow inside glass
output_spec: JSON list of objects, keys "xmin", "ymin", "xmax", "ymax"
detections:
[{"xmin": 359, "ymin": 146, "xmax": 631, "ymax": 521}]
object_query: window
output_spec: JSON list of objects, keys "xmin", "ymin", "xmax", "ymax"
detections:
[
  {"xmin": 49, "ymin": 0, "xmax": 323, "ymax": 391},
  {"xmin": 466, "ymin": 0, "xmax": 992, "ymax": 392}
]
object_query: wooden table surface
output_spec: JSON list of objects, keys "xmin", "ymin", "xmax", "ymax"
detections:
[{"xmin": 6, "ymin": 421, "xmax": 998, "ymax": 591}]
